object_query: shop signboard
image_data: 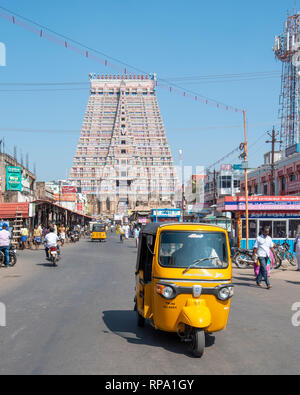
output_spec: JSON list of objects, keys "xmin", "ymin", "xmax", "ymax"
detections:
[
  {"xmin": 151, "ymin": 209, "xmax": 181, "ymax": 218},
  {"xmin": 6, "ymin": 166, "xmax": 22, "ymax": 191},
  {"xmin": 286, "ymin": 144, "xmax": 299, "ymax": 157},
  {"xmin": 54, "ymin": 193, "xmax": 76, "ymax": 202},
  {"xmin": 62, "ymin": 186, "xmax": 77, "ymax": 194},
  {"xmin": 223, "ymin": 196, "xmax": 300, "ymax": 211}
]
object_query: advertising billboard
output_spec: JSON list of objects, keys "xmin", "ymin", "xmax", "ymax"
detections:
[
  {"xmin": 6, "ymin": 166, "xmax": 22, "ymax": 191},
  {"xmin": 62, "ymin": 186, "xmax": 77, "ymax": 194}
]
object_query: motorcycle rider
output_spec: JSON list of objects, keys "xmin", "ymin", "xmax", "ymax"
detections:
[
  {"xmin": 0, "ymin": 224, "xmax": 11, "ymax": 267},
  {"xmin": 44, "ymin": 227, "xmax": 60, "ymax": 260}
]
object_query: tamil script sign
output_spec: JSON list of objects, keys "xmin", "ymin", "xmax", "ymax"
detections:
[
  {"xmin": 6, "ymin": 166, "xmax": 22, "ymax": 191},
  {"xmin": 222, "ymin": 196, "xmax": 300, "ymax": 212}
]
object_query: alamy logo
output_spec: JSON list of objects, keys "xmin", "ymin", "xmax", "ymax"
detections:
[
  {"xmin": 0, "ymin": 42, "xmax": 6, "ymax": 67},
  {"xmin": 0, "ymin": 302, "xmax": 6, "ymax": 327}
]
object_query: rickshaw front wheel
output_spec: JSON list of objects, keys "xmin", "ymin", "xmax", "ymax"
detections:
[{"xmin": 191, "ymin": 328, "xmax": 205, "ymax": 358}]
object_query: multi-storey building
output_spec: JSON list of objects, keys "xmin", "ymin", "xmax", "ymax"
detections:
[
  {"xmin": 0, "ymin": 152, "xmax": 36, "ymax": 203},
  {"xmin": 69, "ymin": 74, "xmax": 177, "ymax": 216},
  {"xmin": 204, "ymin": 165, "xmax": 243, "ymax": 208}
]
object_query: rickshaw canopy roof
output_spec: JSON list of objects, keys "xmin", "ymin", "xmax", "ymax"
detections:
[{"xmin": 141, "ymin": 222, "xmax": 226, "ymax": 236}]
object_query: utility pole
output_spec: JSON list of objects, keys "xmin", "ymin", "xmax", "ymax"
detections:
[
  {"xmin": 266, "ymin": 127, "xmax": 282, "ymax": 196},
  {"xmin": 213, "ymin": 169, "xmax": 217, "ymax": 205}
]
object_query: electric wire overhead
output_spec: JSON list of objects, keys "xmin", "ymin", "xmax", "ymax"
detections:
[{"xmin": 0, "ymin": 5, "xmax": 243, "ymax": 114}]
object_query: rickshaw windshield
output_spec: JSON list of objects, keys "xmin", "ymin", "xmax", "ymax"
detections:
[
  {"xmin": 92, "ymin": 225, "xmax": 105, "ymax": 232},
  {"xmin": 159, "ymin": 231, "xmax": 229, "ymax": 269}
]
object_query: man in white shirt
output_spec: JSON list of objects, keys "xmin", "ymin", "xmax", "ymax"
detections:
[
  {"xmin": 45, "ymin": 228, "xmax": 60, "ymax": 259},
  {"xmin": 252, "ymin": 226, "xmax": 276, "ymax": 289},
  {"xmin": 0, "ymin": 224, "xmax": 11, "ymax": 267}
]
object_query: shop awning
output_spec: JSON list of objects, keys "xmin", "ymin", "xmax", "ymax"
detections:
[{"xmin": 0, "ymin": 203, "xmax": 30, "ymax": 219}]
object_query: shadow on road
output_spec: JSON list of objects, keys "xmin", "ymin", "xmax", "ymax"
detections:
[
  {"xmin": 102, "ymin": 310, "xmax": 215, "ymax": 357},
  {"xmin": 286, "ymin": 280, "xmax": 300, "ymax": 285},
  {"xmin": 36, "ymin": 263, "xmax": 57, "ymax": 268},
  {"xmin": 233, "ymin": 276, "xmax": 255, "ymax": 282}
]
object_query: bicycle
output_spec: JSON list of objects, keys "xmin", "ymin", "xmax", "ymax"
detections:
[{"xmin": 273, "ymin": 241, "xmax": 296, "ymax": 268}]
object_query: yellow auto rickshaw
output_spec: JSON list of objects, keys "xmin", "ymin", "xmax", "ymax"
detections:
[
  {"xmin": 135, "ymin": 223, "xmax": 233, "ymax": 357},
  {"xmin": 91, "ymin": 223, "xmax": 107, "ymax": 242}
]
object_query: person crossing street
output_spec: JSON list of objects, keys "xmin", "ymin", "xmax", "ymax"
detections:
[{"xmin": 252, "ymin": 226, "xmax": 277, "ymax": 289}]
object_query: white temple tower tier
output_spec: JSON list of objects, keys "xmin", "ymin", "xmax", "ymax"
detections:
[{"xmin": 69, "ymin": 74, "xmax": 177, "ymax": 216}]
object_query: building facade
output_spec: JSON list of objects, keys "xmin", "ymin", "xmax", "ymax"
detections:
[
  {"xmin": 241, "ymin": 149, "xmax": 300, "ymax": 196},
  {"xmin": 69, "ymin": 74, "xmax": 177, "ymax": 216},
  {"xmin": 0, "ymin": 152, "xmax": 36, "ymax": 203},
  {"xmin": 204, "ymin": 165, "xmax": 243, "ymax": 208}
]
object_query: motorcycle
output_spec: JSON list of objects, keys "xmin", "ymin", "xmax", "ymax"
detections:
[
  {"xmin": 48, "ymin": 246, "xmax": 59, "ymax": 267},
  {"xmin": 69, "ymin": 232, "xmax": 76, "ymax": 243},
  {"xmin": 9, "ymin": 245, "xmax": 17, "ymax": 267},
  {"xmin": 74, "ymin": 231, "xmax": 80, "ymax": 242},
  {"xmin": 0, "ymin": 245, "xmax": 17, "ymax": 267},
  {"xmin": 232, "ymin": 248, "xmax": 256, "ymax": 269},
  {"xmin": 233, "ymin": 247, "xmax": 282, "ymax": 270}
]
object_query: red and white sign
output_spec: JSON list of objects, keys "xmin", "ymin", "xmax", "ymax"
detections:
[{"xmin": 62, "ymin": 186, "xmax": 77, "ymax": 194}]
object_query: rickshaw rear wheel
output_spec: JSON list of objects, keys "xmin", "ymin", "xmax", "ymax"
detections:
[
  {"xmin": 136, "ymin": 311, "xmax": 145, "ymax": 327},
  {"xmin": 191, "ymin": 329, "xmax": 205, "ymax": 358}
]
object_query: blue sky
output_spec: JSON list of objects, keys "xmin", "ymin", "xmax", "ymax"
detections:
[{"xmin": 0, "ymin": 0, "xmax": 296, "ymax": 181}]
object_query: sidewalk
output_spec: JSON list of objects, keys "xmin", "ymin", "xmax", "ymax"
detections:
[{"xmin": 233, "ymin": 263, "xmax": 300, "ymax": 283}]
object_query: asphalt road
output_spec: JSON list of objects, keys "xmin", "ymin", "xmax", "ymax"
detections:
[{"xmin": 0, "ymin": 234, "xmax": 299, "ymax": 375}]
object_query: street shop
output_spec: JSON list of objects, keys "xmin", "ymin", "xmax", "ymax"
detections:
[
  {"xmin": 217, "ymin": 196, "xmax": 300, "ymax": 249},
  {"xmin": 150, "ymin": 208, "xmax": 181, "ymax": 223},
  {"xmin": 33, "ymin": 200, "xmax": 92, "ymax": 228},
  {"xmin": 0, "ymin": 200, "xmax": 92, "ymax": 233}
]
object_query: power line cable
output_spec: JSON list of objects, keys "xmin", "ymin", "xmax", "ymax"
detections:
[{"xmin": 0, "ymin": 6, "xmax": 243, "ymax": 113}]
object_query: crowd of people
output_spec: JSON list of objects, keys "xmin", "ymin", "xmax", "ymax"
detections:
[
  {"xmin": 115, "ymin": 223, "xmax": 141, "ymax": 247},
  {"xmin": 0, "ymin": 219, "xmax": 88, "ymax": 252}
]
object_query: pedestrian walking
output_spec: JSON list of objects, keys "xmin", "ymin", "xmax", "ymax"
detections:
[
  {"xmin": 293, "ymin": 225, "xmax": 300, "ymax": 271},
  {"xmin": 134, "ymin": 226, "xmax": 140, "ymax": 248},
  {"xmin": 124, "ymin": 224, "xmax": 130, "ymax": 240},
  {"xmin": 0, "ymin": 224, "xmax": 10, "ymax": 267},
  {"xmin": 120, "ymin": 225, "xmax": 125, "ymax": 243},
  {"xmin": 59, "ymin": 226, "xmax": 66, "ymax": 246},
  {"xmin": 20, "ymin": 226, "xmax": 29, "ymax": 250},
  {"xmin": 252, "ymin": 226, "xmax": 277, "ymax": 289},
  {"xmin": 33, "ymin": 225, "xmax": 42, "ymax": 250}
]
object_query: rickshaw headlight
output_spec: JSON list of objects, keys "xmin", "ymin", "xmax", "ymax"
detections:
[
  {"xmin": 162, "ymin": 286, "xmax": 175, "ymax": 299},
  {"xmin": 218, "ymin": 286, "xmax": 234, "ymax": 301},
  {"xmin": 156, "ymin": 285, "xmax": 175, "ymax": 299}
]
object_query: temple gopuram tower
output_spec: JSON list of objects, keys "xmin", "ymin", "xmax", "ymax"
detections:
[{"xmin": 69, "ymin": 73, "xmax": 177, "ymax": 216}]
